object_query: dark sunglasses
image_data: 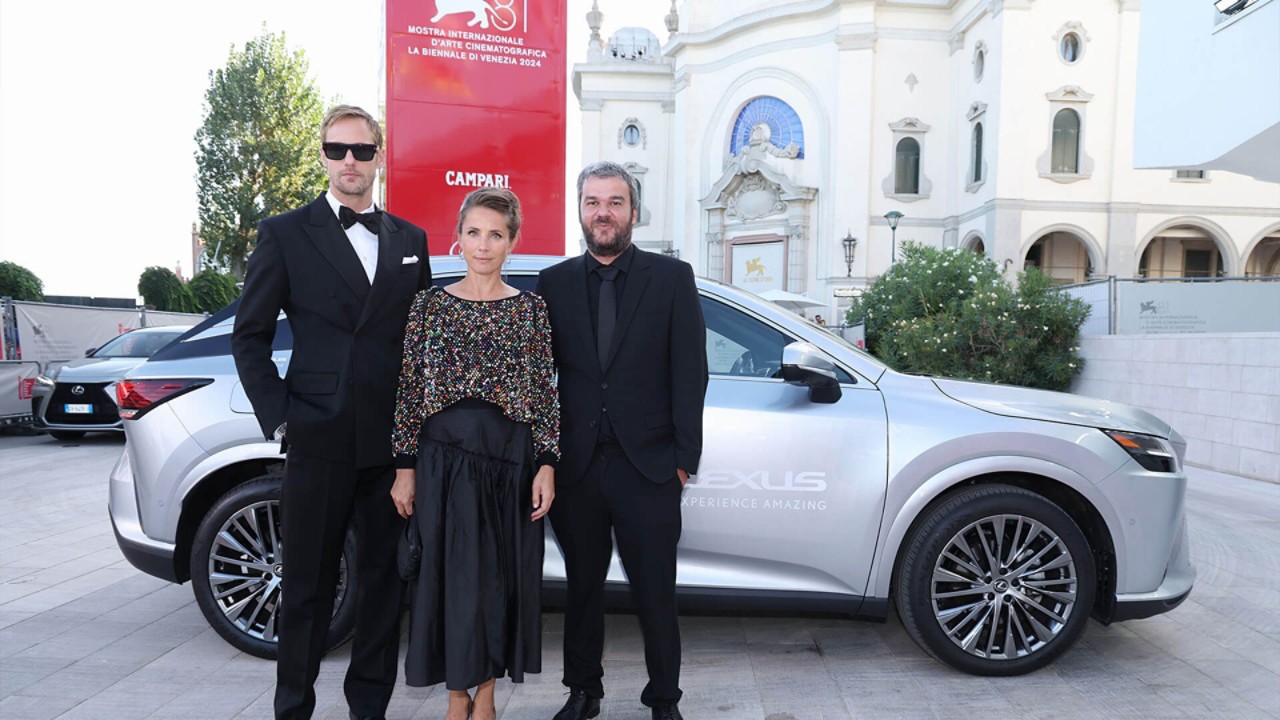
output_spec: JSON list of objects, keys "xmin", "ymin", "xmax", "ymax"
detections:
[{"xmin": 322, "ymin": 142, "xmax": 379, "ymax": 161}]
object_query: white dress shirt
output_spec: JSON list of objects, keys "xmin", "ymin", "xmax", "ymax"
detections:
[{"xmin": 325, "ymin": 191, "xmax": 379, "ymax": 284}]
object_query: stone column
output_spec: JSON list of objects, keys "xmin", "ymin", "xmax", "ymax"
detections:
[
  {"xmin": 707, "ymin": 229, "xmax": 725, "ymax": 282},
  {"xmin": 1106, "ymin": 205, "xmax": 1138, "ymax": 278},
  {"xmin": 787, "ymin": 221, "xmax": 807, "ymax": 293}
]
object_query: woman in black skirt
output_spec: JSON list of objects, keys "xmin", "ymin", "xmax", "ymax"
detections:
[{"xmin": 390, "ymin": 187, "xmax": 558, "ymax": 720}]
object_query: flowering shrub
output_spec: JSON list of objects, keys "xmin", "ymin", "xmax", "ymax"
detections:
[{"xmin": 844, "ymin": 243, "xmax": 1089, "ymax": 391}]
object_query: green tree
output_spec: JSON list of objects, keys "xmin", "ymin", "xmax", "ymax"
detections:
[
  {"xmin": 195, "ymin": 28, "xmax": 326, "ymax": 277},
  {"xmin": 138, "ymin": 266, "xmax": 197, "ymax": 313},
  {"xmin": 187, "ymin": 270, "xmax": 241, "ymax": 313},
  {"xmin": 0, "ymin": 261, "xmax": 44, "ymax": 301},
  {"xmin": 845, "ymin": 243, "xmax": 1090, "ymax": 391}
]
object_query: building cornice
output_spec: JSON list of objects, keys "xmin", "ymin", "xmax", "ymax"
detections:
[
  {"xmin": 905, "ymin": 198, "xmax": 1280, "ymax": 228},
  {"xmin": 666, "ymin": 0, "xmax": 838, "ymax": 55},
  {"xmin": 836, "ymin": 23, "xmax": 878, "ymax": 50},
  {"xmin": 574, "ymin": 60, "xmax": 675, "ymax": 103},
  {"xmin": 578, "ymin": 90, "xmax": 677, "ymax": 109}
]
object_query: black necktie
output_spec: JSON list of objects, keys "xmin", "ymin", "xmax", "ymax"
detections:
[
  {"xmin": 339, "ymin": 205, "xmax": 381, "ymax": 234},
  {"xmin": 596, "ymin": 265, "xmax": 619, "ymax": 368}
]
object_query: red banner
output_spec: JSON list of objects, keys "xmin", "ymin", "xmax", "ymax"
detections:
[{"xmin": 386, "ymin": 0, "xmax": 567, "ymax": 256}]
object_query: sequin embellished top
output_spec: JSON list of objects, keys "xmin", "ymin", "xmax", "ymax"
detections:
[{"xmin": 392, "ymin": 287, "xmax": 559, "ymax": 468}]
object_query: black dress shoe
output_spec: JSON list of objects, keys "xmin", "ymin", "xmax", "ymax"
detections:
[
  {"xmin": 348, "ymin": 714, "xmax": 384, "ymax": 720},
  {"xmin": 552, "ymin": 688, "xmax": 601, "ymax": 720},
  {"xmin": 651, "ymin": 702, "xmax": 684, "ymax": 720}
]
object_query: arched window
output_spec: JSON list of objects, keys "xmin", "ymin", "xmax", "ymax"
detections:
[
  {"xmin": 1051, "ymin": 109, "xmax": 1080, "ymax": 174},
  {"xmin": 895, "ymin": 137, "xmax": 921, "ymax": 194},
  {"xmin": 1060, "ymin": 33, "xmax": 1082, "ymax": 63},
  {"xmin": 622, "ymin": 124, "xmax": 641, "ymax": 147},
  {"xmin": 729, "ymin": 96, "xmax": 805, "ymax": 158},
  {"xmin": 971, "ymin": 123, "xmax": 984, "ymax": 183}
]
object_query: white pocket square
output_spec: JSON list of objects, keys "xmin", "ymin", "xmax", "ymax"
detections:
[{"xmin": 401, "ymin": 255, "xmax": 419, "ymax": 265}]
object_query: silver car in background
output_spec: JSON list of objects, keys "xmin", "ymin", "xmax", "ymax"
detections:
[
  {"xmin": 108, "ymin": 256, "xmax": 1193, "ymax": 676},
  {"xmin": 33, "ymin": 325, "xmax": 192, "ymax": 440}
]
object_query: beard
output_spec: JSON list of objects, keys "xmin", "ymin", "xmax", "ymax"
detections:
[
  {"xmin": 331, "ymin": 169, "xmax": 373, "ymax": 199},
  {"xmin": 582, "ymin": 216, "xmax": 634, "ymax": 258}
]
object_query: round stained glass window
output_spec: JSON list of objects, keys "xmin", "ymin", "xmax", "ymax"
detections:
[{"xmin": 729, "ymin": 96, "xmax": 805, "ymax": 159}]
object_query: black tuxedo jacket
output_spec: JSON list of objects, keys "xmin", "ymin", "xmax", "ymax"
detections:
[
  {"xmin": 535, "ymin": 248, "xmax": 707, "ymax": 486},
  {"xmin": 232, "ymin": 194, "xmax": 432, "ymax": 468}
]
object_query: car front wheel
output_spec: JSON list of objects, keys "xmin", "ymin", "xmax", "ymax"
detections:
[
  {"xmin": 189, "ymin": 476, "xmax": 359, "ymax": 659},
  {"xmin": 895, "ymin": 484, "xmax": 1096, "ymax": 675}
]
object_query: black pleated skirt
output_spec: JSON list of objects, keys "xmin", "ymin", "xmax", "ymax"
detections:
[{"xmin": 403, "ymin": 399, "xmax": 544, "ymax": 690}]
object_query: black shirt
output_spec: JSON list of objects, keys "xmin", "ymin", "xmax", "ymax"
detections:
[
  {"xmin": 583, "ymin": 244, "xmax": 635, "ymax": 444},
  {"xmin": 584, "ymin": 243, "xmax": 635, "ymax": 340}
]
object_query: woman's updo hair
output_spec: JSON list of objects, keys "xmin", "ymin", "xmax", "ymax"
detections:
[{"xmin": 456, "ymin": 187, "xmax": 523, "ymax": 241}]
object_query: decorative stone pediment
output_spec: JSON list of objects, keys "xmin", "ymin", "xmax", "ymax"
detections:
[
  {"xmin": 701, "ymin": 156, "xmax": 815, "ymax": 213},
  {"xmin": 1053, "ymin": 21, "xmax": 1090, "ymax": 44},
  {"xmin": 967, "ymin": 102, "xmax": 988, "ymax": 121},
  {"xmin": 725, "ymin": 173, "xmax": 786, "ymax": 221},
  {"xmin": 889, "ymin": 117, "xmax": 931, "ymax": 133},
  {"xmin": 1046, "ymin": 85, "xmax": 1094, "ymax": 103}
]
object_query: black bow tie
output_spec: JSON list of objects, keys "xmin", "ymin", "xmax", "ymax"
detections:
[{"xmin": 339, "ymin": 205, "xmax": 381, "ymax": 234}]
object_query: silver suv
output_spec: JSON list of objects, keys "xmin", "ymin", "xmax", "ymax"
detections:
[
  {"xmin": 109, "ymin": 255, "xmax": 1193, "ymax": 675},
  {"xmin": 33, "ymin": 325, "xmax": 192, "ymax": 440}
]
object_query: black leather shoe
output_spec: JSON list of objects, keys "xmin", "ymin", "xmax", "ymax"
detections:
[
  {"xmin": 651, "ymin": 702, "xmax": 684, "ymax": 720},
  {"xmin": 552, "ymin": 688, "xmax": 601, "ymax": 720},
  {"xmin": 348, "ymin": 714, "xmax": 384, "ymax": 720}
]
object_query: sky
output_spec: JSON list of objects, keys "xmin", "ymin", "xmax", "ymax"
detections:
[{"xmin": 0, "ymin": 0, "xmax": 663, "ymax": 300}]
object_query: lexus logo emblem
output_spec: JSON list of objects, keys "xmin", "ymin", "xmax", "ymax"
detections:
[{"xmin": 71, "ymin": 385, "xmax": 85, "ymax": 396}]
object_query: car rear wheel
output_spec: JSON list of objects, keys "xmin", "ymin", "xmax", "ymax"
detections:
[
  {"xmin": 190, "ymin": 476, "xmax": 358, "ymax": 659},
  {"xmin": 895, "ymin": 484, "xmax": 1096, "ymax": 675},
  {"xmin": 49, "ymin": 430, "xmax": 86, "ymax": 441}
]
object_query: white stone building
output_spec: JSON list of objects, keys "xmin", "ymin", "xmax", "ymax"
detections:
[{"xmin": 574, "ymin": 0, "xmax": 1280, "ymax": 319}]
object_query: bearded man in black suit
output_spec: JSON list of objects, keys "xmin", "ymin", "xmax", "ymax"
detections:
[
  {"xmin": 536, "ymin": 161, "xmax": 708, "ymax": 720},
  {"xmin": 231, "ymin": 105, "xmax": 432, "ymax": 720}
]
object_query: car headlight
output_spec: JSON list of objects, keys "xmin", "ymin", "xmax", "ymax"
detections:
[
  {"xmin": 35, "ymin": 375, "xmax": 55, "ymax": 388},
  {"xmin": 1104, "ymin": 430, "xmax": 1180, "ymax": 473}
]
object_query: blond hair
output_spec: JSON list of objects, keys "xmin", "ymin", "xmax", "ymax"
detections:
[{"xmin": 320, "ymin": 105, "xmax": 383, "ymax": 147}]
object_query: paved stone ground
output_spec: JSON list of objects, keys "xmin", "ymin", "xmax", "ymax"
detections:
[{"xmin": 1, "ymin": 432, "xmax": 1277, "ymax": 719}]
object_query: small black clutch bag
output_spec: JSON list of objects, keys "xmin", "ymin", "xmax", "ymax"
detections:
[{"xmin": 397, "ymin": 514, "xmax": 422, "ymax": 582}]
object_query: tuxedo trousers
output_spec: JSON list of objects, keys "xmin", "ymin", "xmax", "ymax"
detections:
[
  {"xmin": 274, "ymin": 451, "xmax": 405, "ymax": 720},
  {"xmin": 549, "ymin": 444, "xmax": 683, "ymax": 707}
]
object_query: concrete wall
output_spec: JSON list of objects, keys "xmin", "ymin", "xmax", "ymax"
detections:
[{"xmin": 1071, "ymin": 333, "xmax": 1280, "ymax": 483}]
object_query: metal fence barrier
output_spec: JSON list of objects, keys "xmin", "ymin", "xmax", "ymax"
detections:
[{"xmin": 1059, "ymin": 276, "xmax": 1280, "ymax": 335}]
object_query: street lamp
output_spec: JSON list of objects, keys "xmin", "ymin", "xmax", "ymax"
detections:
[
  {"xmin": 884, "ymin": 211, "xmax": 904, "ymax": 264},
  {"xmin": 841, "ymin": 231, "xmax": 858, "ymax": 277}
]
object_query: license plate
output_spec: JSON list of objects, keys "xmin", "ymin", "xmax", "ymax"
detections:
[{"xmin": 63, "ymin": 404, "xmax": 93, "ymax": 414}]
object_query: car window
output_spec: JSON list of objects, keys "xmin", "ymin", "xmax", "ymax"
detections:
[
  {"xmin": 702, "ymin": 296, "xmax": 855, "ymax": 383},
  {"xmin": 92, "ymin": 331, "xmax": 184, "ymax": 358}
]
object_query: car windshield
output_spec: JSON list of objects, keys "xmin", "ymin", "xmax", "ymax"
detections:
[{"xmin": 92, "ymin": 330, "xmax": 185, "ymax": 358}]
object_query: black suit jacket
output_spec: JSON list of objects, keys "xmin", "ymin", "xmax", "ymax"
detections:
[
  {"xmin": 232, "ymin": 194, "xmax": 432, "ymax": 468},
  {"xmin": 535, "ymin": 248, "xmax": 707, "ymax": 486}
]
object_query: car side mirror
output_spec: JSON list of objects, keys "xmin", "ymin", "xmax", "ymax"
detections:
[{"xmin": 781, "ymin": 342, "xmax": 842, "ymax": 404}]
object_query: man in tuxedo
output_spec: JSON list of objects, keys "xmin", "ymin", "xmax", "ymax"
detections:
[
  {"xmin": 231, "ymin": 105, "xmax": 432, "ymax": 720},
  {"xmin": 536, "ymin": 162, "xmax": 707, "ymax": 720}
]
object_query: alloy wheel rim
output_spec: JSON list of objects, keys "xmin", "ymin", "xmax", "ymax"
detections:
[
  {"xmin": 930, "ymin": 513, "xmax": 1077, "ymax": 660},
  {"xmin": 207, "ymin": 499, "xmax": 346, "ymax": 643}
]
